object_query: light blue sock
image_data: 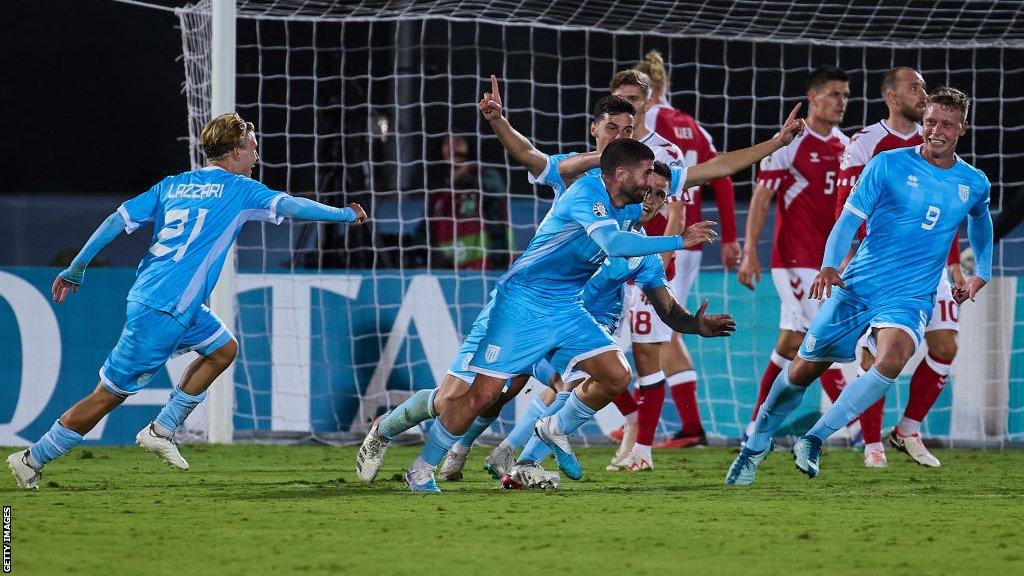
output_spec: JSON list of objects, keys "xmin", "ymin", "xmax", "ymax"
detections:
[
  {"xmin": 457, "ymin": 416, "xmax": 497, "ymax": 449},
  {"xmin": 506, "ymin": 395, "xmax": 549, "ymax": 449},
  {"xmin": 379, "ymin": 389, "xmax": 437, "ymax": 440},
  {"xmin": 554, "ymin": 390, "xmax": 597, "ymax": 436},
  {"xmin": 506, "ymin": 391, "xmax": 571, "ymax": 449},
  {"xmin": 29, "ymin": 420, "xmax": 84, "ymax": 466},
  {"xmin": 419, "ymin": 420, "xmax": 460, "ymax": 467},
  {"xmin": 747, "ymin": 369, "xmax": 808, "ymax": 453},
  {"xmin": 154, "ymin": 386, "xmax": 207, "ymax": 435},
  {"xmin": 806, "ymin": 367, "xmax": 895, "ymax": 442},
  {"xmin": 518, "ymin": 436, "xmax": 552, "ymax": 464}
]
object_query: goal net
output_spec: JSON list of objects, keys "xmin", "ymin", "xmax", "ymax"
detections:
[{"xmin": 176, "ymin": 0, "xmax": 1024, "ymax": 446}]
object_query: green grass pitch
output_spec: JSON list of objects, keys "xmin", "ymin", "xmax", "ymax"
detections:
[{"xmin": 2, "ymin": 444, "xmax": 1023, "ymax": 575}]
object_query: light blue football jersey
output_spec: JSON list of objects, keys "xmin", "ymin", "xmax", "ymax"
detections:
[
  {"xmin": 532, "ymin": 152, "xmax": 687, "ymax": 200},
  {"xmin": 119, "ymin": 166, "xmax": 287, "ymax": 323},
  {"xmin": 498, "ymin": 173, "xmax": 644, "ymax": 302},
  {"xmin": 584, "ymin": 254, "xmax": 668, "ymax": 331},
  {"xmin": 842, "ymin": 146, "xmax": 990, "ymax": 302}
]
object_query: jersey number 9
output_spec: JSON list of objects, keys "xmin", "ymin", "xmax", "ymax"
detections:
[{"xmin": 920, "ymin": 205, "xmax": 941, "ymax": 231}]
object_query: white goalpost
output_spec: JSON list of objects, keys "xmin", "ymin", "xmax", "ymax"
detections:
[{"xmin": 174, "ymin": 0, "xmax": 1024, "ymax": 446}]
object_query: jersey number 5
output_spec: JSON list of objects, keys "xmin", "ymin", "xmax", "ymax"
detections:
[
  {"xmin": 150, "ymin": 208, "xmax": 208, "ymax": 261},
  {"xmin": 921, "ymin": 206, "xmax": 941, "ymax": 230}
]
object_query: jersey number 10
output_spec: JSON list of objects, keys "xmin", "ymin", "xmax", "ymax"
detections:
[{"xmin": 150, "ymin": 208, "xmax": 209, "ymax": 261}]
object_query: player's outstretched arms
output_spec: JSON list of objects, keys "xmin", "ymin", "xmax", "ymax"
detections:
[
  {"xmin": 479, "ymin": 74, "xmax": 548, "ymax": 178},
  {"xmin": 684, "ymin": 103, "xmax": 805, "ymax": 188},
  {"xmin": 646, "ymin": 287, "xmax": 736, "ymax": 337},
  {"xmin": 277, "ymin": 197, "xmax": 367, "ymax": 225},
  {"xmin": 589, "ymin": 225, "xmax": 683, "ymax": 258},
  {"xmin": 738, "ymin": 184, "xmax": 775, "ymax": 290},
  {"xmin": 681, "ymin": 220, "xmax": 718, "ymax": 249},
  {"xmin": 53, "ymin": 212, "xmax": 127, "ymax": 303}
]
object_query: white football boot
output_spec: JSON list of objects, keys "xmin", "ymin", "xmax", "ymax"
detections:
[
  {"xmin": 618, "ymin": 452, "xmax": 653, "ymax": 472},
  {"xmin": 438, "ymin": 445, "xmax": 470, "ymax": 481},
  {"xmin": 606, "ymin": 420, "xmax": 638, "ymax": 471},
  {"xmin": 863, "ymin": 448, "xmax": 888, "ymax": 468},
  {"xmin": 890, "ymin": 430, "xmax": 940, "ymax": 467},
  {"xmin": 7, "ymin": 450, "xmax": 42, "ymax": 490},
  {"xmin": 136, "ymin": 423, "xmax": 189, "ymax": 471},
  {"xmin": 503, "ymin": 462, "xmax": 560, "ymax": 490},
  {"xmin": 356, "ymin": 415, "xmax": 391, "ymax": 482},
  {"xmin": 483, "ymin": 441, "xmax": 516, "ymax": 479}
]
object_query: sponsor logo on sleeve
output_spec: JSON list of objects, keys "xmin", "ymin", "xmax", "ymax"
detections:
[
  {"xmin": 593, "ymin": 202, "xmax": 607, "ymax": 217},
  {"xmin": 958, "ymin": 184, "xmax": 969, "ymax": 202}
]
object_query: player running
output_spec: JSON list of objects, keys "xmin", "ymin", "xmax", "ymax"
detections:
[
  {"xmin": 8, "ymin": 113, "xmax": 367, "ymax": 489},
  {"xmin": 738, "ymin": 66, "xmax": 852, "ymax": 442},
  {"xmin": 727, "ymin": 87, "xmax": 992, "ymax": 485},
  {"xmin": 836, "ymin": 67, "xmax": 964, "ymax": 468}
]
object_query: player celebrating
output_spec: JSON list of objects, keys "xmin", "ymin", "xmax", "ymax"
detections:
[
  {"xmin": 727, "ymin": 87, "xmax": 992, "ymax": 485},
  {"xmin": 7, "ymin": 113, "xmax": 367, "ymax": 490},
  {"xmin": 634, "ymin": 49, "xmax": 740, "ymax": 448},
  {"xmin": 836, "ymin": 67, "xmax": 964, "ymax": 468},
  {"xmin": 738, "ymin": 66, "xmax": 851, "ymax": 441}
]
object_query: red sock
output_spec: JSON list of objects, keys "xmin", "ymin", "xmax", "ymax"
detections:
[
  {"xmin": 612, "ymin": 388, "xmax": 637, "ymax": 417},
  {"xmin": 819, "ymin": 368, "xmax": 847, "ymax": 403},
  {"xmin": 636, "ymin": 377, "xmax": 666, "ymax": 446},
  {"xmin": 859, "ymin": 397, "xmax": 886, "ymax": 445},
  {"xmin": 904, "ymin": 353, "xmax": 952, "ymax": 422},
  {"xmin": 668, "ymin": 370, "xmax": 703, "ymax": 436},
  {"xmin": 751, "ymin": 352, "xmax": 788, "ymax": 421}
]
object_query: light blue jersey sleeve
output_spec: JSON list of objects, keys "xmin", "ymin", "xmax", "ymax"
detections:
[
  {"xmin": 569, "ymin": 182, "xmax": 620, "ymax": 236},
  {"xmin": 529, "ymin": 152, "xmax": 577, "ymax": 198},
  {"xmin": 967, "ymin": 180, "xmax": 993, "ymax": 281},
  {"xmin": 632, "ymin": 254, "xmax": 669, "ymax": 291},
  {"xmin": 669, "ymin": 165, "xmax": 690, "ymax": 201},
  {"xmin": 845, "ymin": 153, "xmax": 887, "ymax": 219},
  {"xmin": 241, "ymin": 180, "xmax": 288, "ymax": 223},
  {"xmin": 119, "ymin": 179, "xmax": 167, "ymax": 233}
]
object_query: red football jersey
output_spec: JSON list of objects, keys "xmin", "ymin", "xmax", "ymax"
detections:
[
  {"xmin": 755, "ymin": 127, "xmax": 849, "ymax": 269},
  {"xmin": 837, "ymin": 120, "xmax": 959, "ymax": 264},
  {"xmin": 646, "ymin": 102, "xmax": 737, "ymax": 251}
]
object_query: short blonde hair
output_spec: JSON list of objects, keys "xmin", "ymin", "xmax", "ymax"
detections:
[
  {"xmin": 928, "ymin": 86, "xmax": 971, "ymax": 122},
  {"xmin": 633, "ymin": 50, "xmax": 668, "ymax": 90},
  {"xmin": 201, "ymin": 113, "xmax": 255, "ymax": 160}
]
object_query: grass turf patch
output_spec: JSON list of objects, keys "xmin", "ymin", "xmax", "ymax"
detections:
[{"xmin": 2, "ymin": 445, "xmax": 1022, "ymax": 575}]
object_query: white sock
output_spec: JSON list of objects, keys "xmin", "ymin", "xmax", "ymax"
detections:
[
  {"xmin": 411, "ymin": 455, "xmax": 435, "ymax": 471},
  {"xmin": 624, "ymin": 411, "xmax": 638, "ymax": 425},
  {"xmin": 897, "ymin": 417, "xmax": 922, "ymax": 437},
  {"xmin": 864, "ymin": 442, "xmax": 884, "ymax": 454},
  {"xmin": 631, "ymin": 443, "xmax": 652, "ymax": 459},
  {"xmin": 151, "ymin": 421, "xmax": 174, "ymax": 438},
  {"xmin": 450, "ymin": 442, "xmax": 470, "ymax": 455}
]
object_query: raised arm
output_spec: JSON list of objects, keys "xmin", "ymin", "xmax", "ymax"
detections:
[
  {"xmin": 479, "ymin": 75, "xmax": 548, "ymax": 177},
  {"xmin": 685, "ymin": 104, "xmax": 805, "ymax": 188},
  {"xmin": 555, "ymin": 151, "xmax": 601, "ymax": 186},
  {"xmin": 645, "ymin": 287, "xmax": 736, "ymax": 337},
  {"xmin": 52, "ymin": 212, "xmax": 127, "ymax": 302},
  {"xmin": 276, "ymin": 196, "xmax": 367, "ymax": 224}
]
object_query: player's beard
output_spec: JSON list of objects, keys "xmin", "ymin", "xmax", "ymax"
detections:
[{"xmin": 901, "ymin": 100, "xmax": 925, "ymax": 123}]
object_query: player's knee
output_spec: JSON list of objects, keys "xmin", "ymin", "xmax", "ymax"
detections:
[
  {"xmin": 469, "ymin": 385, "xmax": 502, "ymax": 412},
  {"xmin": 606, "ymin": 365, "xmax": 632, "ymax": 393},
  {"xmin": 928, "ymin": 335, "xmax": 958, "ymax": 361},
  {"xmin": 210, "ymin": 338, "xmax": 238, "ymax": 367}
]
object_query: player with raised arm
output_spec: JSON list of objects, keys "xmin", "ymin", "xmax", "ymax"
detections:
[
  {"xmin": 836, "ymin": 67, "xmax": 964, "ymax": 468},
  {"xmin": 605, "ymin": 68, "xmax": 698, "ymax": 468},
  {"xmin": 738, "ymin": 66, "xmax": 852, "ymax": 442},
  {"xmin": 727, "ymin": 87, "xmax": 993, "ymax": 486},
  {"xmin": 8, "ymin": 113, "xmax": 367, "ymax": 489},
  {"xmin": 354, "ymin": 92, "xmax": 637, "ymax": 486},
  {"xmin": 634, "ymin": 49, "xmax": 740, "ymax": 449}
]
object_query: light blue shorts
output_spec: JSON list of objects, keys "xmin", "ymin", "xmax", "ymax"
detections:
[
  {"xmin": 797, "ymin": 288, "xmax": 932, "ymax": 364},
  {"xmin": 469, "ymin": 285, "xmax": 619, "ymax": 381},
  {"xmin": 100, "ymin": 302, "xmax": 234, "ymax": 396},
  {"xmin": 447, "ymin": 299, "xmax": 494, "ymax": 385}
]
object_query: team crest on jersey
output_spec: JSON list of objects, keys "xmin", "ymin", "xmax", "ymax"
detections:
[
  {"xmin": 485, "ymin": 344, "xmax": 501, "ymax": 363},
  {"xmin": 805, "ymin": 334, "xmax": 817, "ymax": 352},
  {"xmin": 627, "ymin": 256, "xmax": 642, "ymax": 270},
  {"xmin": 958, "ymin": 184, "xmax": 970, "ymax": 202},
  {"xmin": 593, "ymin": 202, "xmax": 607, "ymax": 217}
]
